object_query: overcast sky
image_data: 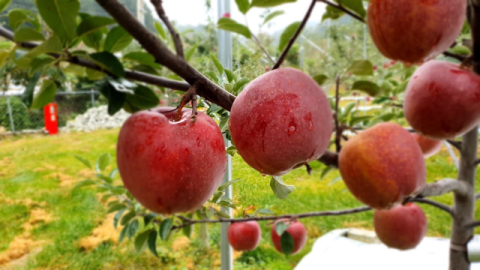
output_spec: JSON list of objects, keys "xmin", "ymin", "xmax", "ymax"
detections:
[{"xmin": 145, "ymin": 0, "xmax": 327, "ymax": 33}]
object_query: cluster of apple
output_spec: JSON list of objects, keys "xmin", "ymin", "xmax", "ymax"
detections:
[{"xmin": 115, "ymin": 0, "xmax": 471, "ymax": 255}]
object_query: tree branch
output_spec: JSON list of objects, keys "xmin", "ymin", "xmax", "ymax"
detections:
[
  {"xmin": 443, "ymin": 51, "xmax": 468, "ymax": 62},
  {"xmin": 417, "ymin": 178, "xmax": 470, "ymax": 198},
  {"xmin": 334, "ymin": 76, "xmax": 341, "ymax": 152},
  {"xmin": 447, "ymin": 139, "xmax": 462, "ymax": 151},
  {"xmin": 316, "ymin": 0, "xmax": 366, "ymax": 24},
  {"xmin": 95, "ymin": 0, "xmax": 235, "ymax": 111},
  {"xmin": 273, "ymin": 0, "xmax": 316, "ymax": 69},
  {"xmin": 0, "ymin": 26, "xmax": 190, "ymax": 91},
  {"xmin": 404, "ymin": 197, "xmax": 454, "ymax": 216},
  {"xmin": 150, "ymin": 0, "xmax": 184, "ymax": 58},
  {"xmin": 317, "ymin": 150, "xmax": 339, "ymax": 168},
  {"xmin": 170, "ymin": 206, "xmax": 372, "ymax": 230}
]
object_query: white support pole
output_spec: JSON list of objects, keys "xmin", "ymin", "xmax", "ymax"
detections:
[
  {"xmin": 6, "ymin": 97, "xmax": 15, "ymax": 132},
  {"xmin": 137, "ymin": 0, "xmax": 145, "ymax": 25},
  {"xmin": 217, "ymin": 1, "xmax": 233, "ymax": 270}
]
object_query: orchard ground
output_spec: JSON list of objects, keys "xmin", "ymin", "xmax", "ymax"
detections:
[{"xmin": 0, "ymin": 130, "xmax": 479, "ymax": 269}]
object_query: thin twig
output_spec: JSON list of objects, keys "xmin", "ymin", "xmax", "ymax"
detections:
[
  {"xmin": 251, "ymin": 33, "xmax": 275, "ymax": 65},
  {"xmin": 175, "ymin": 84, "xmax": 198, "ymax": 121},
  {"xmin": 464, "ymin": 220, "xmax": 480, "ymax": 229},
  {"xmin": 447, "ymin": 140, "xmax": 462, "ymax": 151},
  {"xmin": 316, "ymin": 0, "xmax": 366, "ymax": 24},
  {"xmin": 404, "ymin": 197, "xmax": 454, "ymax": 217},
  {"xmin": 443, "ymin": 51, "xmax": 468, "ymax": 62},
  {"xmin": 273, "ymin": 0, "xmax": 317, "ymax": 69},
  {"xmin": 334, "ymin": 76, "xmax": 342, "ymax": 152},
  {"xmin": 170, "ymin": 206, "xmax": 372, "ymax": 230},
  {"xmin": 151, "ymin": 0, "xmax": 185, "ymax": 58}
]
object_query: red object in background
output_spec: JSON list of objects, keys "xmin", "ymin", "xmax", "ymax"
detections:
[
  {"xmin": 44, "ymin": 103, "xmax": 58, "ymax": 135},
  {"xmin": 222, "ymin": 12, "xmax": 231, "ymax": 18}
]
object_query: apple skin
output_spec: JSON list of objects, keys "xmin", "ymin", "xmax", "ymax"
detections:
[
  {"xmin": 271, "ymin": 220, "xmax": 307, "ymax": 255},
  {"xmin": 412, "ymin": 133, "xmax": 442, "ymax": 158},
  {"xmin": 229, "ymin": 68, "xmax": 333, "ymax": 176},
  {"xmin": 374, "ymin": 203, "xmax": 428, "ymax": 250},
  {"xmin": 339, "ymin": 123, "xmax": 426, "ymax": 210},
  {"xmin": 116, "ymin": 107, "xmax": 226, "ymax": 214},
  {"xmin": 228, "ymin": 221, "xmax": 261, "ymax": 251},
  {"xmin": 404, "ymin": 61, "xmax": 480, "ymax": 140},
  {"xmin": 368, "ymin": 0, "xmax": 466, "ymax": 64}
]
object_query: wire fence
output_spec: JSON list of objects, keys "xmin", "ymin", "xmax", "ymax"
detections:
[{"xmin": 0, "ymin": 91, "xmax": 102, "ymax": 133}]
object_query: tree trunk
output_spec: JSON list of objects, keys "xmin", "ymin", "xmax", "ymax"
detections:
[{"xmin": 449, "ymin": 127, "xmax": 477, "ymax": 270}]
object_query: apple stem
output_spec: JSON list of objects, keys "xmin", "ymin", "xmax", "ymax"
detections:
[{"xmin": 174, "ymin": 84, "xmax": 198, "ymax": 122}]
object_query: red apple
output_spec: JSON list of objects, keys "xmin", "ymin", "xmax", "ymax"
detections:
[
  {"xmin": 116, "ymin": 108, "xmax": 226, "ymax": 214},
  {"xmin": 228, "ymin": 221, "xmax": 261, "ymax": 251},
  {"xmin": 271, "ymin": 220, "xmax": 307, "ymax": 255},
  {"xmin": 339, "ymin": 123, "xmax": 426, "ymax": 209},
  {"xmin": 412, "ymin": 133, "xmax": 442, "ymax": 158},
  {"xmin": 368, "ymin": 0, "xmax": 466, "ymax": 64},
  {"xmin": 404, "ymin": 60, "xmax": 480, "ymax": 140},
  {"xmin": 374, "ymin": 203, "xmax": 428, "ymax": 250},
  {"xmin": 222, "ymin": 12, "xmax": 231, "ymax": 18},
  {"xmin": 229, "ymin": 68, "xmax": 333, "ymax": 176}
]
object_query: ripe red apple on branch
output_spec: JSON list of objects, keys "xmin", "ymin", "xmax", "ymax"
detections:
[
  {"xmin": 368, "ymin": 0, "xmax": 466, "ymax": 64},
  {"xmin": 116, "ymin": 107, "xmax": 227, "ymax": 214},
  {"xmin": 412, "ymin": 133, "xmax": 442, "ymax": 159},
  {"xmin": 374, "ymin": 203, "xmax": 428, "ymax": 250},
  {"xmin": 404, "ymin": 60, "xmax": 480, "ymax": 140},
  {"xmin": 339, "ymin": 123, "xmax": 426, "ymax": 209},
  {"xmin": 228, "ymin": 221, "xmax": 261, "ymax": 251},
  {"xmin": 229, "ymin": 68, "xmax": 333, "ymax": 176}
]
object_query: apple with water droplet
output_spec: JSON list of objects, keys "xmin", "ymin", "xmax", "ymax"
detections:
[
  {"xmin": 229, "ymin": 68, "xmax": 333, "ymax": 176},
  {"xmin": 117, "ymin": 107, "xmax": 227, "ymax": 214}
]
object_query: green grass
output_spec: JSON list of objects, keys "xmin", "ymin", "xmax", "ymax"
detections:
[{"xmin": 0, "ymin": 130, "xmax": 479, "ymax": 269}]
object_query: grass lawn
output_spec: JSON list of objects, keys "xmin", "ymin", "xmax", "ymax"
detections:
[{"xmin": 0, "ymin": 129, "xmax": 479, "ymax": 269}]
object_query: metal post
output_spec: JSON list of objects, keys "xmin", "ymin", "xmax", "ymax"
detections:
[
  {"xmin": 6, "ymin": 96, "xmax": 15, "ymax": 132},
  {"xmin": 90, "ymin": 89, "xmax": 95, "ymax": 108},
  {"xmin": 217, "ymin": 1, "xmax": 233, "ymax": 269}
]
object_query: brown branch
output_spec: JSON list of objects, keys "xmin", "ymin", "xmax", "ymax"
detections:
[
  {"xmin": 171, "ymin": 206, "xmax": 372, "ymax": 230},
  {"xmin": 273, "ymin": 0, "xmax": 316, "ymax": 69},
  {"xmin": 464, "ymin": 220, "xmax": 480, "ymax": 229},
  {"xmin": 0, "ymin": 26, "xmax": 190, "ymax": 91},
  {"xmin": 150, "ymin": 0, "xmax": 184, "ymax": 58},
  {"xmin": 334, "ymin": 76, "xmax": 341, "ymax": 152},
  {"xmin": 251, "ymin": 33, "xmax": 275, "ymax": 65},
  {"xmin": 447, "ymin": 140, "xmax": 462, "ymax": 151},
  {"xmin": 317, "ymin": 150, "xmax": 339, "ymax": 168},
  {"xmin": 404, "ymin": 197, "xmax": 454, "ymax": 217},
  {"xmin": 316, "ymin": 0, "xmax": 366, "ymax": 24},
  {"xmin": 417, "ymin": 178, "xmax": 470, "ymax": 198},
  {"xmin": 443, "ymin": 51, "xmax": 468, "ymax": 62},
  {"xmin": 95, "ymin": 0, "xmax": 235, "ymax": 111}
]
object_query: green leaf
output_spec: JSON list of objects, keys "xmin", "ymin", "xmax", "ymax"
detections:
[
  {"xmin": 257, "ymin": 209, "xmax": 275, "ymax": 215},
  {"xmin": 320, "ymin": 166, "xmax": 334, "ymax": 179},
  {"xmin": 30, "ymin": 56, "xmax": 55, "ymax": 74},
  {"xmin": 185, "ymin": 44, "xmax": 198, "ymax": 61},
  {"xmin": 211, "ymin": 191, "xmax": 224, "ymax": 203},
  {"xmin": 270, "ymin": 176, "xmax": 295, "ymax": 199},
  {"xmin": 322, "ymin": 5, "xmax": 345, "ymax": 21},
  {"xmin": 104, "ymin": 26, "xmax": 133, "ymax": 53},
  {"xmin": 99, "ymin": 81, "xmax": 126, "ymax": 115},
  {"xmin": 218, "ymin": 178, "xmax": 242, "ymax": 191},
  {"xmin": 148, "ymin": 231, "xmax": 159, "ymax": 257},
  {"xmin": 76, "ymin": 16, "xmax": 116, "ymax": 37},
  {"xmin": 143, "ymin": 213, "xmax": 158, "ymax": 226},
  {"xmin": 0, "ymin": 0, "xmax": 12, "ymax": 13},
  {"xmin": 280, "ymin": 231, "xmax": 295, "ymax": 255},
  {"xmin": 226, "ymin": 145, "xmax": 237, "ymax": 157},
  {"xmin": 14, "ymin": 27, "xmax": 45, "ymax": 42},
  {"xmin": 74, "ymin": 155, "xmax": 92, "ymax": 169},
  {"xmin": 217, "ymin": 18, "xmax": 252, "ymax": 39},
  {"xmin": 278, "ymin": 22, "xmax": 301, "ymax": 52},
  {"xmin": 73, "ymin": 179, "xmax": 96, "ymax": 190},
  {"xmin": 121, "ymin": 211, "xmax": 136, "ymax": 226},
  {"xmin": 123, "ymin": 51, "xmax": 158, "ymax": 68},
  {"xmin": 90, "ymin": 52, "xmax": 125, "ymax": 78},
  {"xmin": 235, "ymin": 0, "xmax": 250, "ymax": 14},
  {"xmin": 107, "ymin": 78, "xmax": 136, "ymax": 94},
  {"xmin": 233, "ymin": 78, "xmax": 250, "ymax": 94},
  {"xmin": 313, "ymin": 74, "xmax": 328, "ymax": 86},
  {"xmin": 160, "ymin": 218, "xmax": 173, "ymax": 241},
  {"xmin": 16, "ymin": 36, "xmax": 63, "ymax": 67},
  {"xmin": 0, "ymin": 50, "xmax": 8, "ymax": 66},
  {"xmin": 96, "ymin": 152, "xmax": 111, "ymax": 172},
  {"xmin": 31, "ymin": 79, "xmax": 57, "ymax": 109},
  {"xmin": 8, "ymin": 9, "xmax": 39, "ymax": 31},
  {"xmin": 126, "ymin": 85, "xmax": 160, "ymax": 111},
  {"xmin": 21, "ymin": 72, "xmax": 41, "ymax": 108},
  {"xmin": 135, "ymin": 229, "xmax": 152, "ymax": 252},
  {"xmin": 275, "ymin": 221, "xmax": 290, "ymax": 236},
  {"xmin": 347, "ymin": 60, "xmax": 374, "ymax": 76},
  {"xmin": 210, "ymin": 54, "xmax": 224, "ymax": 75},
  {"xmin": 251, "ymin": 0, "xmax": 296, "ymax": 8},
  {"xmin": 341, "ymin": 102, "xmax": 356, "ymax": 120},
  {"xmin": 119, "ymin": 222, "xmax": 129, "ymax": 243},
  {"xmin": 214, "ymin": 209, "xmax": 231, "ymax": 218},
  {"xmin": 36, "ymin": 0, "xmax": 79, "ymax": 44},
  {"xmin": 335, "ymin": 0, "xmax": 366, "ymax": 18},
  {"xmin": 351, "ymin": 81, "xmax": 381, "ymax": 97},
  {"xmin": 82, "ymin": 30, "xmax": 104, "ymax": 51},
  {"xmin": 263, "ymin": 10, "xmax": 284, "ymax": 25},
  {"xmin": 448, "ymin": 45, "xmax": 471, "ymax": 56},
  {"xmin": 114, "ymin": 209, "xmax": 126, "ymax": 229},
  {"xmin": 154, "ymin": 22, "xmax": 167, "ymax": 40},
  {"xmin": 108, "ymin": 203, "xmax": 127, "ymax": 213},
  {"xmin": 224, "ymin": 69, "xmax": 237, "ymax": 83},
  {"xmin": 183, "ymin": 224, "xmax": 193, "ymax": 238},
  {"xmin": 128, "ymin": 219, "xmax": 139, "ymax": 239}
]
